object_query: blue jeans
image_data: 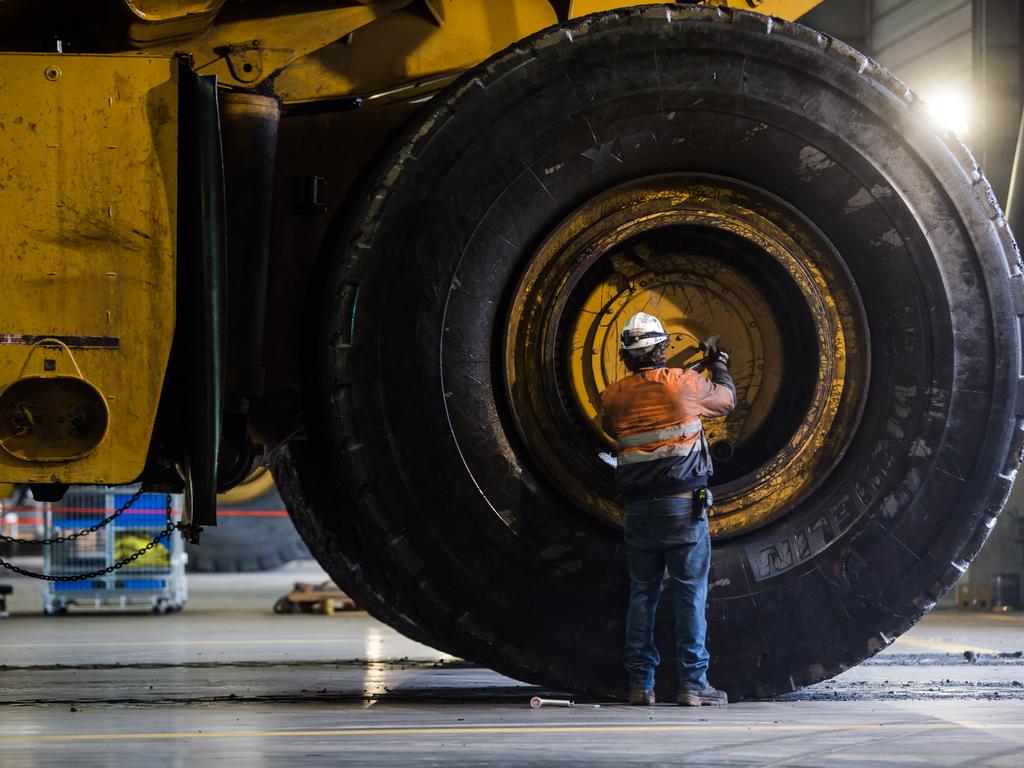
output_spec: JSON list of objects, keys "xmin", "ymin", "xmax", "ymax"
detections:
[{"xmin": 624, "ymin": 496, "xmax": 711, "ymax": 692}]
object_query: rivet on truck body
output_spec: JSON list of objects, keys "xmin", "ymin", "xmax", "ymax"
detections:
[{"xmin": 44, "ymin": 66, "xmax": 61, "ymax": 81}]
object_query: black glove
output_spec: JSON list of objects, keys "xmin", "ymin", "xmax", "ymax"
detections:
[
  {"xmin": 701, "ymin": 340, "xmax": 734, "ymax": 394},
  {"xmin": 705, "ymin": 347, "xmax": 730, "ymax": 368},
  {"xmin": 699, "ymin": 334, "xmax": 729, "ymax": 369}
]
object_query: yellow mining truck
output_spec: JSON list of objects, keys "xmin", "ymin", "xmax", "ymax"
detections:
[{"xmin": 0, "ymin": 1, "xmax": 1021, "ymax": 700}]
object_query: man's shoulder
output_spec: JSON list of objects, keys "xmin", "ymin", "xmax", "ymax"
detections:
[
  {"xmin": 601, "ymin": 372, "xmax": 641, "ymax": 404},
  {"xmin": 664, "ymin": 366, "xmax": 699, "ymax": 387},
  {"xmin": 600, "ymin": 377, "xmax": 623, "ymax": 403}
]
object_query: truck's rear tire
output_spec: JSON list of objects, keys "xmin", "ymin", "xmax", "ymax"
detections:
[
  {"xmin": 283, "ymin": 6, "xmax": 1023, "ymax": 700},
  {"xmin": 186, "ymin": 469, "xmax": 310, "ymax": 572}
]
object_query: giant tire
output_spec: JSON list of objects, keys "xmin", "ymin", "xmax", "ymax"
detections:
[{"xmin": 282, "ymin": 6, "xmax": 1024, "ymax": 700}]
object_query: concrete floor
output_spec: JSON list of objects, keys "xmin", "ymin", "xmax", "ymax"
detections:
[{"xmin": 1, "ymin": 563, "xmax": 1022, "ymax": 766}]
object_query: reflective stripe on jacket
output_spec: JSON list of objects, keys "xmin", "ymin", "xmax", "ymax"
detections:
[{"xmin": 600, "ymin": 365, "xmax": 735, "ymax": 501}]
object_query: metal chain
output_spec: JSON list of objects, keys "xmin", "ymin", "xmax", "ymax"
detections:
[
  {"xmin": 0, "ymin": 493, "xmax": 184, "ymax": 582},
  {"xmin": 0, "ymin": 487, "xmax": 144, "ymax": 545}
]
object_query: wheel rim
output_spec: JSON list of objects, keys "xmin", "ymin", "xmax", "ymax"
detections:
[
  {"xmin": 504, "ymin": 174, "xmax": 870, "ymax": 538},
  {"xmin": 217, "ymin": 466, "xmax": 275, "ymax": 506}
]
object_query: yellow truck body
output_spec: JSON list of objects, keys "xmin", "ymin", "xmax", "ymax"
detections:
[{"xmin": 0, "ymin": 54, "xmax": 177, "ymax": 484}]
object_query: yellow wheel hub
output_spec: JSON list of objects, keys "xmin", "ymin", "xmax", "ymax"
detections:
[{"xmin": 505, "ymin": 175, "xmax": 868, "ymax": 539}]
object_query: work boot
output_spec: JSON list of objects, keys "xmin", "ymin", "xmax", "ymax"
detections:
[
  {"xmin": 677, "ymin": 686, "xmax": 728, "ymax": 707},
  {"xmin": 628, "ymin": 688, "xmax": 655, "ymax": 705}
]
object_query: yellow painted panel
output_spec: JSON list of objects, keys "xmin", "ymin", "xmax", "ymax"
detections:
[
  {"xmin": 274, "ymin": 0, "xmax": 559, "ymax": 102},
  {"xmin": 739, "ymin": 0, "xmax": 825, "ymax": 20},
  {"xmin": 0, "ymin": 53, "xmax": 177, "ymax": 484},
  {"xmin": 275, "ymin": 0, "xmax": 824, "ymax": 104}
]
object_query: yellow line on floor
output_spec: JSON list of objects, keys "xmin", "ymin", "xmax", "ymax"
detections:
[
  {"xmin": 2, "ymin": 722, "xmax": 1023, "ymax": 744},
  {"xmin": 0, "ymin": 639, "xmax": 353, "ymax": 650},
  {"xmin": 892, "ymin": 637, "xmax": 1000, "ymax": 655}
]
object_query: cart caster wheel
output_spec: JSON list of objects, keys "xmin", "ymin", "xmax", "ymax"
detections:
[{"xmin": 273, "ymin": 597, "xmax": 295, "ymax": 614}]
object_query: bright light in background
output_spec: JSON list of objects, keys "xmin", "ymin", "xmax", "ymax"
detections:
[{"xmin": 923, "ymin": 89, "xmax": 971, "ymax": 135}]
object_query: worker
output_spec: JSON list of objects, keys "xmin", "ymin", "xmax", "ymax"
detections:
[{"xmin": 600, "ymin": 312, "xmax": 735, "ymax": 706}]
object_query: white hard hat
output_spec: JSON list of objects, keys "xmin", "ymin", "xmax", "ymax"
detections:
[{"xmin": 620, "ymin": 312, "xmax": 669, "ymax": 353}]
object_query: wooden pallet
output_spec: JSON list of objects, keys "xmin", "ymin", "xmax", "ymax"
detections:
[{"xmin": 273, "ymin": 580, "xmax": 357, "ymax": 615}]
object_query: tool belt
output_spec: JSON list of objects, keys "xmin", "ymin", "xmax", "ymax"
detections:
[{"xmin": 647, "ymin": 488, "xmax": 712, "ymax": 522}]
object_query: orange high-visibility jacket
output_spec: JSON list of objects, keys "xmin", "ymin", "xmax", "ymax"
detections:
[{"xmin": 600, "ymin": 365, "xmax": 735, "ymax": 501}]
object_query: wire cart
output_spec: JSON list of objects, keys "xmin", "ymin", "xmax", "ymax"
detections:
[{"xmin": 42, "ymin": 488, "xmax": 187, "ymax": 614}]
